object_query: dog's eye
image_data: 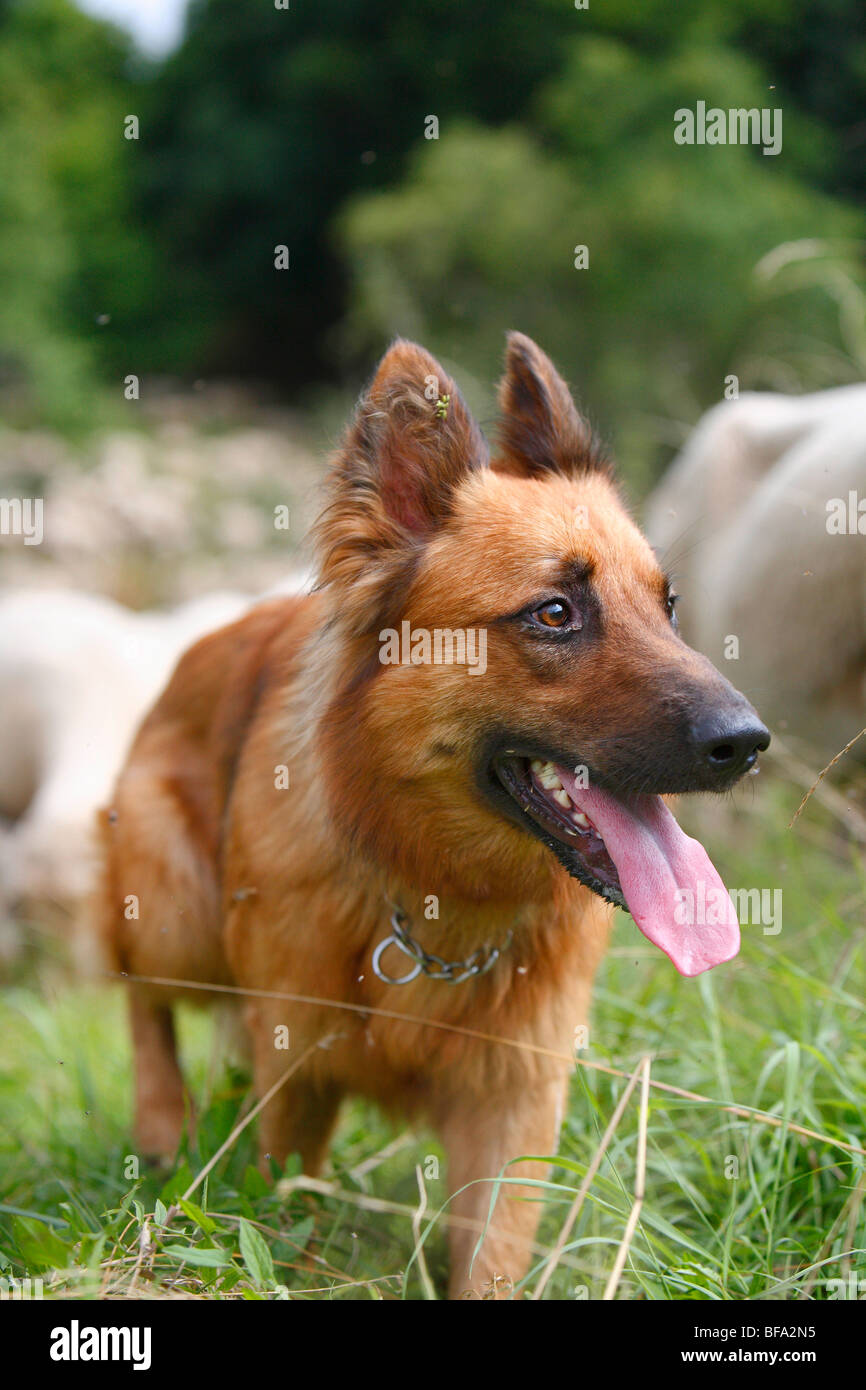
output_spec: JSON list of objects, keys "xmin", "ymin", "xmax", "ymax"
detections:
[
  {"xmin": 533, "ymin": 600, "xmax": 572, "ymax": 629},
  {"xmin": 666, "ymin": 592, "xmax": 679, "ymax": 626}
]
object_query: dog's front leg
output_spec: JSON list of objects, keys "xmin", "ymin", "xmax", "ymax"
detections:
[
  {"xmin": 245, "ymin": 1002, "xmax": 344, "ymax": 1177},
  {"xmin": 129, "ymin": 988, "xmax": 188, "ymax": 1161},
  {"xmin": 438, "ymin": 1072, "xmax": 569, "ymax": 1300}
]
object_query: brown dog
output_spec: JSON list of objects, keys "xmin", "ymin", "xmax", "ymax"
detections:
[{"xmin": 96, "ymin": 334, "xmax": 768, "ymax": 1298}]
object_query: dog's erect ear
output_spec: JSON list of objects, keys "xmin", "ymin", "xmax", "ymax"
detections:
[
  {"xmin": 315, "ymin": 339, "xmax": 487, "ymax": 612},
  {"xmin": 495, "ymin": 332, "xmax": 606, "ymax": 479}
]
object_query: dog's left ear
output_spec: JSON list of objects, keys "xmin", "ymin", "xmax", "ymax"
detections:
[{"xmin": 495, "ymin": 331, "xmax": 606, "ymax": 479}]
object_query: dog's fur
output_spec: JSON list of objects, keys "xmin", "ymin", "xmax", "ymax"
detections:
[{"xmin": 97, "ymin": 335, "xmax": 762, "ymax": 1298}]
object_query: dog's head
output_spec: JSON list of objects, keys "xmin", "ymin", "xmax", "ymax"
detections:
[{"xmin": 314, "ymin": 334, "xmax": 769, "ymax": 975}]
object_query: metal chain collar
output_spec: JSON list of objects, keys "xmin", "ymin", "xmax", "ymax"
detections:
[{"xmin": 372, "ymin": 907, "xmax": 513, "ymax": 986}]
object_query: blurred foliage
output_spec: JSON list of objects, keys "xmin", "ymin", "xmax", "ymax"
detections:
[
  {"xmin": 339, "ymin": 35, "xmax": 866, "ymax": 483},
  {"xmin": 0, "ymin": 0, "xmax": 152, "ymax": 426},
  {"xmin": 132, "ymin": 0, "xmax": 575, "ymax": 383},
  {"xmin": 0, "ymin": 0, "xmax": 863, "ymax": 465}
]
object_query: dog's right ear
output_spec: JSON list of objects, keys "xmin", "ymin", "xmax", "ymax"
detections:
[{"xmin": 315, "ymin": 339, "xmax": 488, "ymax": 621}]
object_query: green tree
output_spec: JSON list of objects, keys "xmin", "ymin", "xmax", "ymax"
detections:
[
  {"xmin": 338, "ymin": 33, "xmax": 865, "ymax": 489},
  {"xmin": 0, "ymin": 0, "xmax": 145, "ymax": 425},
  {"xmin": 133, "ymin": 0, "xmax": 577, "ymax": 383}
]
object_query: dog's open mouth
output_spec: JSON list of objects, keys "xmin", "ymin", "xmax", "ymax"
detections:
[
  {"xmin": 493, "ymin": 755, "xmax": 740, "ymax": 977},
  {"xmin": 495, "ymin": 757, "xmax": 624, "ymax": 905}
]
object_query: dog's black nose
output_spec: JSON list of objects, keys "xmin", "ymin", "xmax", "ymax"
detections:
[{"xmin": 691, "ymin": 711, "xmax": 770, "ymax": 780}]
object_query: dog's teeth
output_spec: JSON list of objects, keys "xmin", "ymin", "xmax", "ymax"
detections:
[
  {"xmin": 530, "ymin": 759, "xmax": 544, "ymax": 773},
  {"xmin": 553, "ymin": 789, "xmax": 571, "ymax": 808},
  {"xmin": 538, "ymin": 762, "xmax": 563, "ymax": 790},
  {"xmin": 572, "ymin": 811, "xmax": 590, "ymax": 828}
]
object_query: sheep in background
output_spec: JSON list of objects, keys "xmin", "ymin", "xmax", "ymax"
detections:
[{"xmin": 645, "ymin": 386, "xmax": 866, "ymax": 759}]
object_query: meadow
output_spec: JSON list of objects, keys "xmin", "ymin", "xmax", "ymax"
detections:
[{"xmin": 2, "ymin": 761, "xmax": 863, "ymax": 1300}]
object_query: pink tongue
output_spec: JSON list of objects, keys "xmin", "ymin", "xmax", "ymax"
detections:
[{"xmin": 557, "ymin": 769, "xmax": 739, "ymax": 977}]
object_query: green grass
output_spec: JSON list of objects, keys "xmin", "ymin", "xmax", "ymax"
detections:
[{"xmin": 1, "ymin": 770, "xmax": 864, "ymax": 1300}]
